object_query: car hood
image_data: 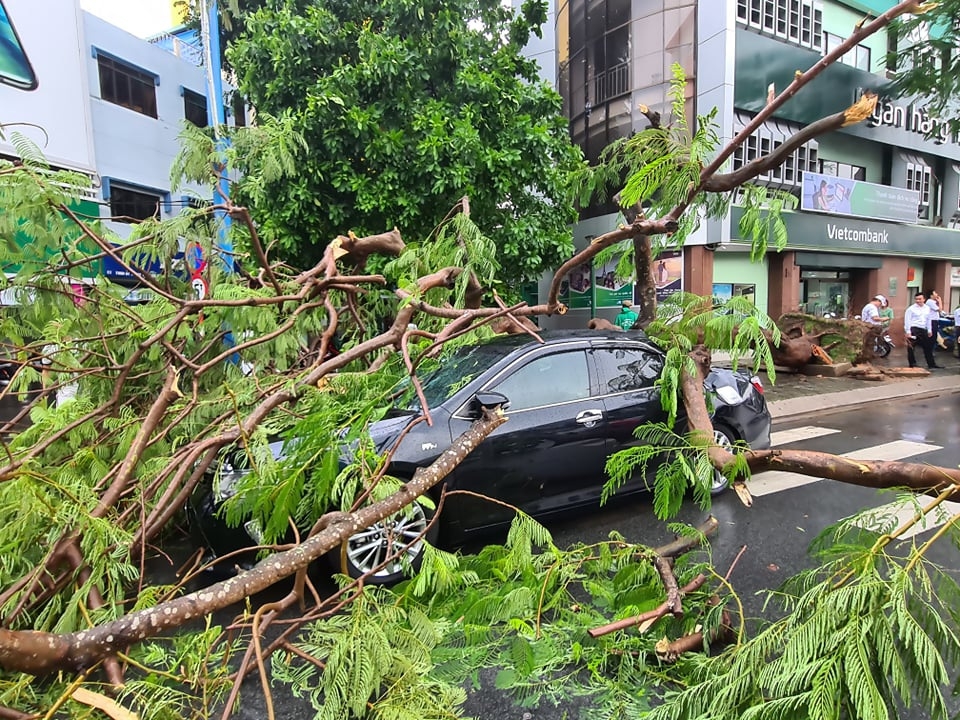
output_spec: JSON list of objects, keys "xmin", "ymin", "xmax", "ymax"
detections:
[{"xmin": 367, "ymin": 410, "xmax": 419, "ymax": 452}]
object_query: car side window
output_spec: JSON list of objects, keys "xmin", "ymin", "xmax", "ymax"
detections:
[
  {"xmin": 492, "ymin": 351, "xmax": 591, "ymax": 411},
  {"xmin": 594, "ymin": 347, "xmax": 663, "ymax": 394}
]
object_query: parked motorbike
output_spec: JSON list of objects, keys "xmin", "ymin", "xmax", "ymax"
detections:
[{"xmin": 871, "ymin": 330, "xmax": 894, "ymax": 358}]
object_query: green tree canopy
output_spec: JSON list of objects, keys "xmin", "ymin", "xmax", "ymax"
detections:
[{"xmin": 225, "ymin": 0, "xmax": 582, "ymax": 284}]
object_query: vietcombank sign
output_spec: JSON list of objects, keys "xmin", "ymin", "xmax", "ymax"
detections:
[{"xmin": 730, "ymin": 206, "xmax": 957, "ymax": 259}]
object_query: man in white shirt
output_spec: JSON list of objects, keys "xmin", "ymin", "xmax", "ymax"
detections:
[
  {"xmin": 903, "ymin": 292, "xmax": 940, "ymax": 369},
  {"xmin": 860, "ymin": 296, "xmax": 882, "ymax": 325}
]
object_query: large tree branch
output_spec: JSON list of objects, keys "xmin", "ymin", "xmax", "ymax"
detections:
[
  {"xmin": 702, "ymin": 92, "xmax": 877, "ymax": 192},
  {"xmin": 744, "ymin": 451, "xmax": 960, "ymax": 496},
  {"xmin": 679, "ymin": 343, "xmax": 960, "ymax": 502},
  {"xmin": 546, "ymin": 219, "xmax": 678, "ymax": 310},
  {"xmin": 0, "ymin": 406, "xmax": 508, "ymax": 675}
]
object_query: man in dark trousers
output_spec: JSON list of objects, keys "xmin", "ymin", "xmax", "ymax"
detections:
[{"xmin": 903, "ymin": 291, "xmax": 941, "ymax": 369}]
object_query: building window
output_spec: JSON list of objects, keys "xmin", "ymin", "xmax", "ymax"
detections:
[
  {"xmin": 823, "ymin": 32, "xmax": 872, "ymax": 71},
  {"xmin": 732, "ymin": 112, "xmax": 819, "ymax": 190},
  {"xmin": 737, "ymin": 0, "xmax": 823, "ymax": 51},
  {"xmin": 109, "ymin": 185, "xmax": 161, "ymax": 223},
  {"xmin": 819, "ymin": 159, "xmax": 866, "ymax": 181},
  {"xmin": 588, "ymin": 23, "xmax": 629, "ymax": 105},
  {"xmin": 97, "ymin": 54, "xmax": 158, "ymax": 118},
  {"xmin": 183, "ymin": 89, "xmax": 208, "ymax": 127},
  {"xmin": 231, "ymin": 93, "xmax": 246, "ymax": 127},
  {"xmin": 906, "ymin": 162, "xmax": 932, "ymax": 220}
]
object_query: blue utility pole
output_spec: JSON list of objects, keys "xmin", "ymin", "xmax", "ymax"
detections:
[{"xmin": 200, "ymin": 0, "xmax": 232, "ymax": 272}]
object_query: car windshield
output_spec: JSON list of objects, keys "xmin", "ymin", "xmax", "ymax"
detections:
[{"xmin": 399, "ymin": 340, "xmax": 518, "ymax": 411}]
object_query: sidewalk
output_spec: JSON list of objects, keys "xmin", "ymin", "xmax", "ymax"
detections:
[{"xmin": 759, "ymin": 343, "xmax": 960, "ymax": 422}]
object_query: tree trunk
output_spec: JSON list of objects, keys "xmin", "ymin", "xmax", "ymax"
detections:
[{"xmin": 633, "ymin": 236, "xmax": 657, "ymax": 326}]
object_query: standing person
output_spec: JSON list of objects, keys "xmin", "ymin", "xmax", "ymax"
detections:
[
  {"xmin": 878, "ymin": 295, "xmax": 893, "ymax": 328},
  {"xmin": 904, "ymin": 292, "xmax": 941, "ymax": 369},
  {"xmin": 614, "ymin": 300, "xmax": 638, "ymax": 331},
  {"xmin": 926, "ymin": 289, "xmax": 947, "ymax": 348},
  {"xmin": 860, "ymin": 296, "xmax": 882, "ymax": 325}
]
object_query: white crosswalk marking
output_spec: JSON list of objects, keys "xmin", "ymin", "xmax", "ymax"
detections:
[
  {"xmin": 750, "ymin": 438, "xmax": 942, "ymax": 497},
  {"xmin": 750, "ymin": 424, "xmax": 956, "ymax": 539},
  {"xmin": 770, "ymin": 425, "xmax": 841, "ymax": 446}
]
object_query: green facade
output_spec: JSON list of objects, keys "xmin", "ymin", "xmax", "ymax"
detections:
[
  {"xmin": 5, "ymin": 198, "xmax": 103, "ymax": 277},
  {"xmin": 734, "ymin": 29, "xmax": 960, "ymax": 160}
]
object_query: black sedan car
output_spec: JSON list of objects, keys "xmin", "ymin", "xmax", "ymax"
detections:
[{"xmin": 190, "ymin": 329, "xmax": 771, "ymax": 583}]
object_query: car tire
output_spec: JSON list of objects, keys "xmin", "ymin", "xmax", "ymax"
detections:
[
  {"xmin": 331, "ymin": 499, "xmax": 439, "ymax": 585},
  {"xmin": 710, "ymin": 425, "xmax": 738, "ymax": 495}
]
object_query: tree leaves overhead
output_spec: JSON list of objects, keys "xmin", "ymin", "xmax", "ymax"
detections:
[
  {"xmin": 884, "ymin": 0, "xmax": 960, "ymax": 138},
  {"xmin": 225, "ymin": 0, "xmax": 582, "ymax": 283}
]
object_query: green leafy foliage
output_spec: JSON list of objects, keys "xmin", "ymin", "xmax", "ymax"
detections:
[
  {"xmin": 5, "ymin": 9, "xmax": 960, "ymax": 716},
  {"xmin": 224, "ymin": 0, "xmax": 582, "ymax": 284},
  {"xmin": 264, "ymin": 513, "xmax": 729, "ymax": 719},
  {"xmin": 884, "ymin": 1, "xmax": 960, "ymax": 139},
  {"xmin": 737, "ymin": 184, "xmax": 798, "ymax": 262},
  {"xmin": 646, "ymin": 504, "xmax": 960, "ymax": 720}
]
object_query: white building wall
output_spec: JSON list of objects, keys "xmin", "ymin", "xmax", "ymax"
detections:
[
  {"xmin": 696, "ymin": 0, "xmax": 737, "ymax": 249},
  {"xmin": 83, "ymin": 12, "xmax": 209, "ymax": 238}
]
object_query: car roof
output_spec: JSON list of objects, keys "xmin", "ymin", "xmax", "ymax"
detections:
[{"xmin": 469, "ymin": 328, "xmax": 660, "ymax": 353}]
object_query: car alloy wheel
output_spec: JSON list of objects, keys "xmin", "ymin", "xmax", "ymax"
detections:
[
  {"xmin": 339, "ymin": 501, "xmax": 436, "ymax": 584},
  {"xmin": 711, "ymin": 426, "xmax": 735, "ymax": 495}
]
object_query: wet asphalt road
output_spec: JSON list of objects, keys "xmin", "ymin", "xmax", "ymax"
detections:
[{"xmin": 547, "ymin": 391, "xmax": 960, "ymax": 623}]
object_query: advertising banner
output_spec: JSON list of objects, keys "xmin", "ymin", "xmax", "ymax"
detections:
[
  {"xmin": 0, "ymin": 0, "xmax": 96, "ymax": 172},
  {"xmin": 801, "ymin": 171, "xmax": 919, "ymax": 223},
  {"xmin": 594, "ymin": 255, "xmax": 633, "ymax": 308},
  {"xmin": 4, "ymin": 198, "xmax": 101, "ymax": 276},
  {"xmin": 559, "ymin": 261, "xmax": 593, "ymax": 310},
  {"xmin": 654, "ymin": 249, "xmax": 683, "ymax": 304}
]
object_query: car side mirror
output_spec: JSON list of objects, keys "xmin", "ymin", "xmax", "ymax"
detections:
[{"xmin": 470, "ymin": 391, "xmax": 510, "ymax": 417}]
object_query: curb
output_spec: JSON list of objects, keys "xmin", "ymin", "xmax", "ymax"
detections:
[{"xmin": 767, "ymin": 372, "xmax": 960, "ymax": 423}]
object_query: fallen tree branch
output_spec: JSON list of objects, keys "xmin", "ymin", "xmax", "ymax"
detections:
[
  {"xmin": 0, "ymin": 406, "xmax": 508, "ymax": 675},
  {"xmin": 588, "ymin": 574, "xmax": 708, "ymax": 638}
]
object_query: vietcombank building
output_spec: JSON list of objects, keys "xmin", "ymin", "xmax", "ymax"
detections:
[{"xmin": 527, "ymin": 0, "xmax": 960, "ymax": 338}]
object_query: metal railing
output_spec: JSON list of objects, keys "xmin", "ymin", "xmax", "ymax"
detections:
[
  {"xmin": 149, "ymin": 33, "xmax": 204, "ymax": 67},
  {"xmin": 593, "ymin": 62, "xmax": 629, "ymax": 104}
]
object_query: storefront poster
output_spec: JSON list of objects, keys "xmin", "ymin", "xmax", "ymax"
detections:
[
  {"xmin": 654, "ymin": 250, "xmax": 683, "ymax": 303},
  {"xmin": 559, "ymin": 261, "xmax": 592, "ymax": 310},
  {"xmin": 594, "ymin": 256, "xmax": 633, "ymax": 308},
  {"xmin": 801, "ymin": 170, "xmax": 919, "ymax": 223},
  {"xmin": 712, "ymin": 283, "xmax": 733, "ymax": 303}
]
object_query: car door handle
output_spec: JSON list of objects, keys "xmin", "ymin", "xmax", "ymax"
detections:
[{"xmin": 575, "ymin": 409, "xmax": 604, "ymax": 427}]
